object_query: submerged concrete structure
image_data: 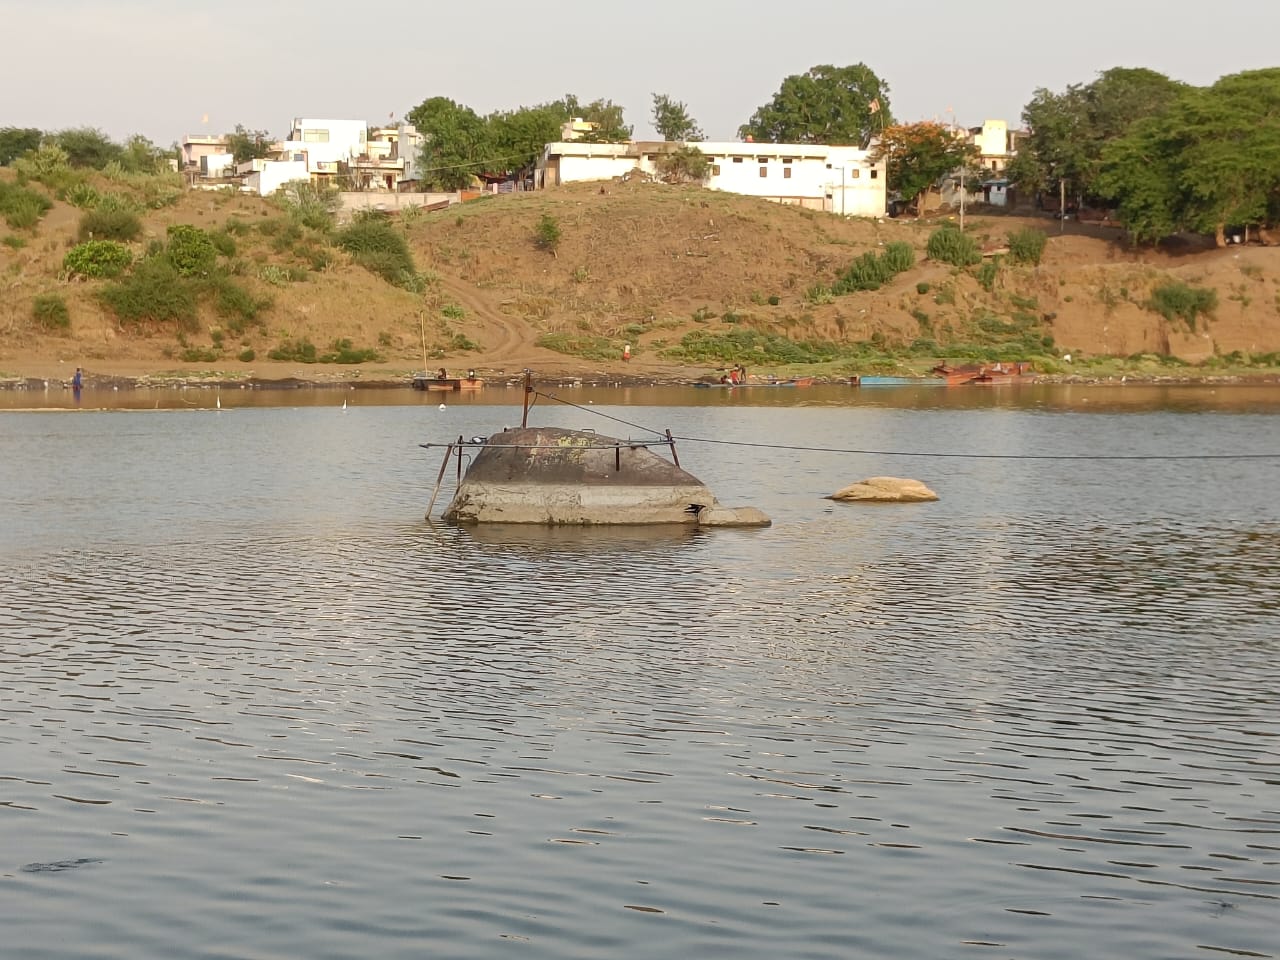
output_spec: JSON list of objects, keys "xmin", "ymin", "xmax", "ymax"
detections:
[{"xmin": 441, "ymin": 427, "xmax": 770, "ymax": 527}]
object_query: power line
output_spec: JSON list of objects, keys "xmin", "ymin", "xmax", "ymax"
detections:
[{"xmin": 666, "ymin": 435, "xmax": 1280, "ymax": 461}]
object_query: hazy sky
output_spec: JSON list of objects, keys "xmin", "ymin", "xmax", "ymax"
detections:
[{"xmin": 3, "ymin": 0, "xmax": 1277, "ymax": 145}]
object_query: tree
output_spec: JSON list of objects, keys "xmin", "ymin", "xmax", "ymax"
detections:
[
  {"xmin": 870, "ymin": 122, "xmax": 977, "ymax": 213},
  {"xmin": 555, "ymin": 94, "xmax": 632, "ymax": 142},
  {"xmin": 120, "ymin": 134, "xmax": 166, "ymax": 174},
  {"xmin": 1011, "ymin": 67, "xmax": 1184, "ymax": 206},
  {"xmin": 408, "ymin": 97, "xmax": 493, "ymax": 191},
  {"xmin": 0, "ymin": 127, "xmax": 42, "ymax": 166},
  {"xmin": 1096, "ymin": 69, "xmax": 1280, "ymax": 246},
  {"xmin": 651, "ymin": 94, "xmax": 703, "ymax": 141},
  {"xmin": 655, "ymin": 145, "xmax": 710, "ymax": 183},
  {"xmin": 487, "ymin": 103, "xmax": 566, "ymax": 177},
  {"xmin": 739, "ymin": 64, "xmax": 891, "ymax": 144},
  {"xmin": 226, "ymin": 124, "xmax": 273, "ymax": 164},
  {"xmin": 50, "ymin": 127, "xmax": 123, "ymax": 169}
]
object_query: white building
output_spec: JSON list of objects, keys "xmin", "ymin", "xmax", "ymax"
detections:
[
  {"xmin": 238, "ymin": 158, "xmax": 311, "ymax": 196},
  {"xmin": 280, "ymin": 118, "xmax": 369, "ymax": 175},
  {"xmin": 966, "ymin": 119, "xmax": 1023, "ymax": 175},
  {"xmin": 537, "ymin": 140, "xmax": 886, "ymax": 217}
]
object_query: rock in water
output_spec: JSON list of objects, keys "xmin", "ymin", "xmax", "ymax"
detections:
[{"xmin": 827, "ymin": 477, "xmax": 939, "ymax": 503}]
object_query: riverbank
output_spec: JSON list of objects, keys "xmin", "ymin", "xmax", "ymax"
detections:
[{"xmin": 3, "ymin": 356, "xmax": 1279, "ymax": 393}]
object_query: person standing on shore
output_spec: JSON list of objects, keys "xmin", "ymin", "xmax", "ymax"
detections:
[{"xmin": 72, "ymin": 368, "xmax": 83, "ymax": 390}]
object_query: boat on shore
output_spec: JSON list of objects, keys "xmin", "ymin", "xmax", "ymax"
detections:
[
  {"xmin": 851, "ymin": 363, "xmax": 1036, "ymax": 387},
  {"xmin": 694, "ymin": 376, "xmax": 815, "ymax": 389},
  {"xmin": 851, "ymin": 375, "xmax": 947, "ymax": 387},
  {"xmin": 411, "ymin": 372, "xmax": 485, "ymax": 392}
]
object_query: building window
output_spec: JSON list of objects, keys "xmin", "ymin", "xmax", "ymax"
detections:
[
  {"xmin": 826, "ymin": 163, "xmax": 833, "ymax": 169},
  {"xmin": 732, "ymin": 156, "xmax": 744, "ymax": 163},
  {"xmin": 783, "ymin": 168, "xmax": 792, "ymax": 179},
  {"xmin": 759, "ymin": 166, "xmax": 768, "ymax": 177},
  {"xmin": 782, "ymin": 157, "xmax": 794, "ymax": 164},
  {"xmin": 302, "ymin": 129, "xmax": 330, "ymax": 143},
  {"xmin": 850, "ymin": 169, "xmax": 860, "ymax": 179},
  {"xmin": 870, "ymin": 169, "xmax": 878, "ymax": 179},
  {"xmin": 710, "ymin": 164, "xmax": 721, "ymax": 176}
]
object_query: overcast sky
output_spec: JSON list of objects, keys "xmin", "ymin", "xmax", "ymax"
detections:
[{"xmin": 2, "ymin": 0, "xmax": 1277, "ymax": 145}]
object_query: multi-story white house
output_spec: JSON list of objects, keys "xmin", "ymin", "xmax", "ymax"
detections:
[{"xmin": 536, "ymin": 139, "xmax": 886, "ymax": 217}]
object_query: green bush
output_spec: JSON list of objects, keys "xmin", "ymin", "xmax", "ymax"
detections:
[
  {"xmin": 767, "ymin": 294, "xmax": 780, "ymax": 306},
  {"xmin": 881, "ymin": 241, "xmax": 915, "ymax": 274},
  {"xmin": 916, "ymin": 281, "xmax": 931, "ymax": 295},
  {"xmin": 1147, "ymin": 282, "xmax": 1218, "ymax": 331},
  {"xmin": 276, "ymin": 181, "xmax": 338, "ymax": 232},
  {"xmin": 208, "ymin": 276, "xmax": 270, "ymax": 330},
  {"xmin": 166, "ymin": 224, "xmax": 218, "ymax": 276},
  {"xmin": 78, "ymin": 206, "xmax": 141, "ymax": 242},
  {"xmin": 65, "ymin": 182, "xmax": 102, "ymax": 209},
  {"xmin": 534, "ymin": 213, "xmax": 561, "ymax": 254},
  {"xmin": 268, "ymin": 338, "xmax": 319, "ymax": 362},
  {"xmin": 926, "ymin": 225, "xmax": 981, "ymax": 266},
  {"xmin": 805, "ymin": 284, "xmax": 836, "ymax": 305},
  {"xmin": 64, "ymin": 240, "xmax": 133, "ymax": 278},
  {"xmin": 209, "ymin": 230, "xmax": 236, "ymax": 257},
  {"xmin": 336, "ymin": 218, "xmax": 416, "ymax": 287},
  {"xmin": 97, "ymin": 256, "xmax": 198, "ymax": 329},
  {"xmin": 32, "ymin": 293, "xmax": 71, "ymax": 330},
  {"xmin": 654, "ymin": 145, "xmax": 710, "ymax": 183},
  {"xmin": 238, "ymin": 348, "xmax": 256, "ymax": 362},
  {"xmin": 1007, "ymin": 228, "xmax": 1047, "ymax": 266},
  {"xmin": 3, "ymin": 234, "xmax": 26, "ymax": 249},
  {"xmin": 833, "ymin": 242, "xmax": 915, "ymax": 294},
  {"xmin": 976, "ymin": 259, "xmax": 999, "ymax": 292},
  {"xmin": 320, "ymin": 338, "xmax": 383, "ymax": 363},
  {"xmin": 0, "ymin": 181, "xmax": 52, "ymax": 229}
]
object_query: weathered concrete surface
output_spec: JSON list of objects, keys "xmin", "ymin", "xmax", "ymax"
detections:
[
  {"xmin": 442, "ymin": 427, "xmax": 770, "ymax": 526},
  {"xmin": 827, "ymin": 477, "xmax": 939, "ymax": 503}
]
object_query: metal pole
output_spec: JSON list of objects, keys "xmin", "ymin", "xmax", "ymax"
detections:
[
  {"xmin": 521, "ymin": 370, "xmax": 533, "ymax": 427},
  {"xmin": 455, "ymin": 435, "xmax": 464, "ymax": 482},
  {"xmin": 419, "ymin": 312, "xmax": 428, "ymax": 377},
  {"xmin": 960, "ymin": 164, "xmax": 965, "ymax": 232},
  {"xmin": 1059, "ymin": 179, "xmax": 1066, "ymax": 234},
  {"xmin": 665, "ymin": 429, "xmax": 680, "ymax": 468},
  {"xmin": 426, "ymin": 443, "xmax": 454, "ymax": 517}
]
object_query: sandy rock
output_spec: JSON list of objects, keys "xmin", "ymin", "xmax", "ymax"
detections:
[
  {"xmin": 827, "ymin": 477, "xmax": 939, "ymax": 503},
  {"xmin": 698, "ymin": 505, "xmax": 772, "ymax": 527}
]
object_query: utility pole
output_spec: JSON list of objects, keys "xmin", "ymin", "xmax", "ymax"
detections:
[
  {"xmin": 1059, "ymin": 179, "xmax": 1066, "ymax": 234},
  {"xmin": 959, "ymin": 164, "xmax": 966, "ymax": 232}
]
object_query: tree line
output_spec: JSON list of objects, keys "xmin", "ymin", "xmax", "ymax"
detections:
[
  {"xmin": 0, "ymin": 127, "xmax": 171, "ymax": 173},
  {"xmin": 1012, "ymin": 66, "xmax": 1280, "ymax": 247}
]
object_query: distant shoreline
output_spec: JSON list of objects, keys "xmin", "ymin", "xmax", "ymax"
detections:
[{"xmin": 3, "ymin": 366, "xmax": 1279, "ymax": 393}]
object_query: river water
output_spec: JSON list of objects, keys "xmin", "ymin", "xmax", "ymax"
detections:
[{"xmin": 1, "ymin": 384, "xmax": 1277, "ymax": 959}]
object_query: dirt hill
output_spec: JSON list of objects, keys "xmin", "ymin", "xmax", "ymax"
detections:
[{"xmin": 3, "ymin": 174, "xmax": 1279, "ymax": 384}]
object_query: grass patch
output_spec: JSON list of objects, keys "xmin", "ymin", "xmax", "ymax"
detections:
[
  {"xmin": 0, "ymin": 181, "xmax": 52, "ymax": 229},
  {"xmin": 78, "ymin": 206, "xmax": 142, "ymax": 242},
  {"xmin": 536, "ymin": 332, "xmax": 623, "ymax": 361},
  {"xmin": 1146, "ymin": 281, "xmax": 1218, "ymax": 331}
]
